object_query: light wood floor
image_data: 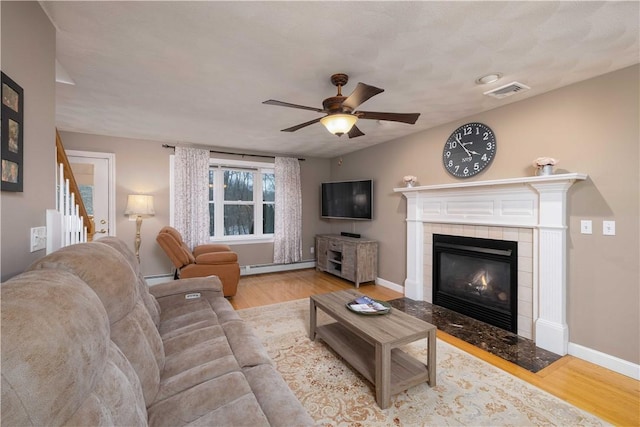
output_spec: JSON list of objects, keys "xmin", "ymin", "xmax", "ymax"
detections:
[{"xmin": 231, "ymin": 269, "xmax": 640, "ymax": 426}]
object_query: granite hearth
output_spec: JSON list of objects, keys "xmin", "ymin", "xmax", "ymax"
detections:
[{"xmin": 388, "ymin": 297, "xmax": 562, "ymax": 373}]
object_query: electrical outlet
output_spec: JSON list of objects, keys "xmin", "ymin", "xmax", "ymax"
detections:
[
  {"xmin": 310, "ymin": 246, "xmax": 315, "ymax": 254},
  {"xmin": 580, "ymin": 220, "xmax": 592, "ymax": 235},
  {"xmin": 30, "ymin": 226, "xmax": 47, "ymax": 252},
  {"xmin": 603, "ymin": 220, "xmax": 616, "ymax": 236}
]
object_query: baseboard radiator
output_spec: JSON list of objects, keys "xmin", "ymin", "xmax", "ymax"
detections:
[{"xmin": 241, "ymin": 260, "xmax": 315, "ymax": 276}]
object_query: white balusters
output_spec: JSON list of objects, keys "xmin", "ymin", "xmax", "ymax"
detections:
[{"xmin": 46, "ymin": 163, "xmax": 87, "ymax": 253}]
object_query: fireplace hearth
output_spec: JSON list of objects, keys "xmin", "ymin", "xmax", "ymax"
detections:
[{"xmin": 433, "ymin": 234, "xmax": 518, "ymax": 333}]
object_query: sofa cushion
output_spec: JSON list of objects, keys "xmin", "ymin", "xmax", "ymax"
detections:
[
  {"xmin": 99, "ymin": 237, "xmax": 161, "ymax": 327},
  {"xmin": 1, "ymin": 270, "xmax": 147, "ymax": 426},
  {"xmin": 28, "ymin": 242, "xmax": 165, "ymax": 406},
  {"xmin": 210, "ymin": 295, "xmax": 242, "ymax": 323},
  {"xmin": 222, "ymin": 321, "xmax": 273, "ymax": 368},
  {"xmin": 147, "ymin": 371, "xmax": 270, "ymax": 427},
  {"xmin": 192, "ymin": 243, "xmax": 232, "ymax": 256},
  {"xmin": 148, "ymin": 276, "xmax": 225, "ymax": 333},
  {"xmin": 158, "ymin": 297, "xmax": 220, "ymax": 339},
  {"xmin": 195, "ymin": 251, "xmax": 238, "ymax": 264},
  {"xmin": 243, "ymin": 364, "xmax": 315, "ymax": 427},
  {"xmin": 156, "ymin": 337, "xmax": 241, "ymax": 402},
  {"xmin": 64, "ymin": 343, "xmax": 149, "ymax": 426},
  {"xmin": 28, "ymin": 243, "xmax": 136, "ymax": 324},
  {"xmin": 162, "ymin": 324, "xmax": 225, "ymax": 356}
]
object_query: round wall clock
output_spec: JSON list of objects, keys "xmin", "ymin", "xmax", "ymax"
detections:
[{"xmin": 442, "ymin": 122, "xmax": 496, "ymax": 178}]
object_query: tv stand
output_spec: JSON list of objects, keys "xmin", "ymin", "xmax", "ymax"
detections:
[
  {"xmin": 315, "ymin": 234, "xmax": 378, "ymax": 287},
  {"xmin": 341, "ymin": 232, "xmax": 361, "ymax": 238}
]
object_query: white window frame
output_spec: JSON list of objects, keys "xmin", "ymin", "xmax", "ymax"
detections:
[{"xmin": 209, "ymin": 158, "xmax": 275, "ymax": 244}]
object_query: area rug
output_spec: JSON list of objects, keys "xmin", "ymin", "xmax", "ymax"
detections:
[{"xmin": 238, "ymin": 298, "xmax": 608, "ymax": 426}]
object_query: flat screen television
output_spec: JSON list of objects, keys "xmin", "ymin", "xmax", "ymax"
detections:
[{"xmin": 321, "ymin": 179, "xmax": 373, "ymax": 220}]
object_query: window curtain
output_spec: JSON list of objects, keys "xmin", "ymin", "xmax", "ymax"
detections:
[
  {"xmin": 274, "ymin": 157, "xmax": 302, "ymax": 264},
  {"xmin": 173, "ymin": 146, "xmax": 210, "ymax": 250}
]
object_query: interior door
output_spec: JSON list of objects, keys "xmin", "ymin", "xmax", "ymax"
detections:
[{"xmin": 66, "ymin": 150, "xmax": 116, "ymax": 240}]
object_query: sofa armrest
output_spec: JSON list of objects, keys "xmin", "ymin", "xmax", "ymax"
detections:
[
  {"xmin": 149, "ymin": 276, "xmax": 223, "ymax": 299},
  {"xmin": 193, "ymin": 244, "xmax": 233, "ymax": 257},
  {"xmin": 195, "ymin": 251, "xmax": 238, "ymax": 265}
]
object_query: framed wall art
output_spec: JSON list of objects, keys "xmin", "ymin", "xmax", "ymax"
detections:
[{"xmin": 1, "ymin": 72, "xmax": 24, "ymax": 192}]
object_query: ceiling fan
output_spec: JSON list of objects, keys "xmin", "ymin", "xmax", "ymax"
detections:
[{"xmin": 263, "ymin": 73, "xmax": 420, "ymax": 138}]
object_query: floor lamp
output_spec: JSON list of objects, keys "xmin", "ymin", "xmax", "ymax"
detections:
[{"xmin": 124, "ymin": 194, "xmax": 155, "ymax": 263}]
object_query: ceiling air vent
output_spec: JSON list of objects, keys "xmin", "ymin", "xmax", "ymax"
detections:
[{"xmin": 483, "ymin": 81, "xmax": 530, "ymax": 99}]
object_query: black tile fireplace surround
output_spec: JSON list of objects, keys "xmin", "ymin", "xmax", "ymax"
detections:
[
  {"xmin": 388, "ymin": 298, "xmax": 562, "ymax": 373},
  {"xmin": 432, "ymin": 234, "xmax": 518, "ymax": 333}
]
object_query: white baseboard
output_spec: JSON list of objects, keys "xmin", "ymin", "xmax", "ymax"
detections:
[
  {"xmin": 375, "ymin": 277, "xmax": 404, "ymax": 294},
  {"xmin": 568, "ymin": 342, "xmax": 640, "ymax": 380},
  {"xmin": 145, "ymin": 274, "xmax": 173, "ymax": 286},
  {"xmin": 241, "ymin": 261, "xmax": 315, "ymax": 276}
]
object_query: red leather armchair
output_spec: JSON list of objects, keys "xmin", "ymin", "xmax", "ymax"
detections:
[{"xmin": 156, "ymin": 226, "xmax": 240, "ymax": 297}]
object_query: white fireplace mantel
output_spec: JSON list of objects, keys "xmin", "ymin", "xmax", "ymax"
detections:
[{"xmin": 394, "ymin": 173, "xmax": 587, "ymax": 355}]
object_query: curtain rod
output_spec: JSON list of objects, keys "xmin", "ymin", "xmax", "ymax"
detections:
[{"xmin": 162, "ymin": 144, "xmax": 305, "ymax": 161}]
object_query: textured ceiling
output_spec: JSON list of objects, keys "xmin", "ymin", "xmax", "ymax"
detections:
[{"xmin": 42, "ymin": 1, "xmax": 639, "ymax": 158}]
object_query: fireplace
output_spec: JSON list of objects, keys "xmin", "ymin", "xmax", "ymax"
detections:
[
  {"xmin": 433, "ymin": 234, "xmax": 518, "ymax": 332},
  {"xmin": 395, "ymin": 173, "xmax": 587, "ymax": 355}
]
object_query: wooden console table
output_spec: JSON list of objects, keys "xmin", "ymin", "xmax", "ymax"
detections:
[
  {"xmin": 315, "ymin": 234, "xmax": 377, "ymax": 287},
  {"xmin": 310, "ymin": 290, "xmax": 437, "ymax": 409}
]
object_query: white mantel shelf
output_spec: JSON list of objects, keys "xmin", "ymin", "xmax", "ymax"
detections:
[
  {"xmin": 395, "ymin": 172, "xmax": 588, "ymax": 356},
  {"xmin": 394, "ymin": 173, "xmax": 588, "ymax": 193}
]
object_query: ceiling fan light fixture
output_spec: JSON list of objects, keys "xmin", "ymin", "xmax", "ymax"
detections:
[{"xmin": 320, "ymin": 114, "xmax": 358, "ymax": 136}]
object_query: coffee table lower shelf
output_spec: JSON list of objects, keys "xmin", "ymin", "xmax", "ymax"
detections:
[{"xmin": 316, "ymin": 322, "xmax": 430, "ymax": 398}]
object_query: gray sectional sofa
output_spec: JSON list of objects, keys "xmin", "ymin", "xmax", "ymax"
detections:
[{"xmin": 1, "ymin": 237, "xmax": 313, "ymax": 426}]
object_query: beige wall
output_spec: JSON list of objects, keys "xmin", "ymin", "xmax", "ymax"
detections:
[
  {"xmin": 60, "ymin": 132, "xmax": 173, "ymax": 276},
  {"xmin": 0, "ymin": 2, "xmax": 56, "ymax": 281},
  {"xmin": 60, "ymin": 131, "xmax": 332, "ymax": 275},
  {"xmin": 331, "ymin": 65, "xmax": 639, "ymax": 364}
]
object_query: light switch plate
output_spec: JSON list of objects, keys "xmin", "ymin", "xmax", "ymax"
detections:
[
  {"xmin": 30, "ymin": 226, "xmax": 47, "ymax": 252},
  {"xmin": 580, "ymin": 220, "xmax": 592, "ymax": 234},
  {"xmin": 603, "ymin": 220, "xmax": 616, "ymax": 236}
]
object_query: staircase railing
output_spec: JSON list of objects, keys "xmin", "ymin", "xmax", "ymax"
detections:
[{"xmin": 46, "ymin": 131, "xmax": 95, "ymax": 252}]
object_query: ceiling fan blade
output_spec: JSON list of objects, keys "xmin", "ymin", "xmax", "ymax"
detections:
[
  {"xmin": 342, "ymin": 83, "xmax": 384, "ymax": 111},
  {"xmin": 281, "ymin": 117, "xmax": 322, "ymax": 132},
  {"xmin": 263, "ymin": 99, "xmax": 324, "ymax": 113},
  {"xmin": 356, "ymin": 111, "xmax": 420, "ymax": 124},
  {"xmin": 347, "ymin": 125, "xmax": 365, "ymax": 139}
]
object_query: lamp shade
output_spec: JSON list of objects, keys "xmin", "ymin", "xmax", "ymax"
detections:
[
  {"xmin": 320, "ymin": 114, "xmax": 358, "ymax": 136},
  {"xmin": 124, "ymin": 194, "xmax": 155, "ymax": 217}
]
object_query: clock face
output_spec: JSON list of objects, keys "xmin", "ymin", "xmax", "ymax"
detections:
[{"xmin": 443, "ymin": 122, "xmax": 496, "ymax": 178}]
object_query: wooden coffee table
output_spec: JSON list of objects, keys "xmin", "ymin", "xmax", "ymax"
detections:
[{"xmin": 309, "ymin": 289, "xmax": 437, "ymax": 409}]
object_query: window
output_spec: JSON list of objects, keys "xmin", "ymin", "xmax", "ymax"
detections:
[{"xmin": 209, "ymin": 159, "xmax": 275, "ymax": 242}]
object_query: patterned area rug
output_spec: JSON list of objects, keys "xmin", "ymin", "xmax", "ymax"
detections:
[{"xmin": 238, "ymin": 298, "xmax": 608, "ymax": 426}]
